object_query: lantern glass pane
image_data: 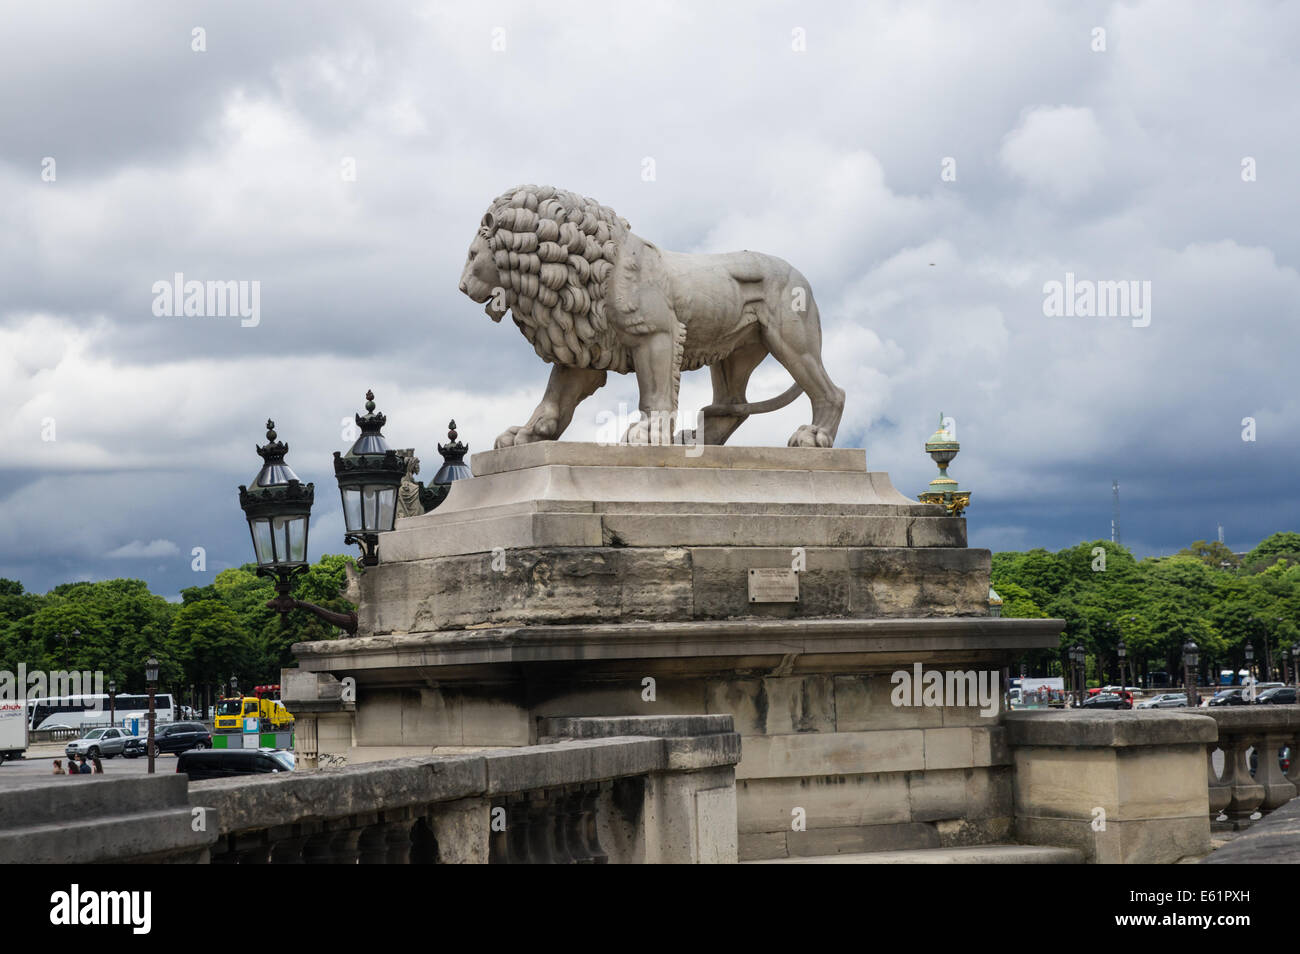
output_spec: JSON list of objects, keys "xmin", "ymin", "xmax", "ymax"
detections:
[
  {"xmin": 377, "ymin": 487, "xmax": 397, "ymax": 531},
  {"xmin": 342, "ymin": 487, "xmax": 363, "ymax": 533},
  {"xmin": 272, "ymin": 516, "xmax": 292, "ymax": 563},
  {"xmin": 251, "ymin": 518, "xmax": 275, "ymax": 566},
  {"xmin": 363, "ymin": 486, "xmax": 379, "ymax": 531},
  {"xmin": 287, "ymin": 514, "xmax": 307, "ymax": 563}
]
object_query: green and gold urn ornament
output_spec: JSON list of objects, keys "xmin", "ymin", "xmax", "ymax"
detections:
[{"xmin": 918, "ymin": 413, "xmax": 971, "ymax": 517}]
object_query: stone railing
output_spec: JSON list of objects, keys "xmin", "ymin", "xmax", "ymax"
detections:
[
  {"xmin": 196, "ymin": 714, "xmax": 739, "ymax": 864},
  {"xmin": 0, "ymin": 715, "xmax": 739, "ymax": 864},
  {"xmin": 1204, "ymin": 707, "xmax": 1300, "ymax": 831},
  {"xmin": 1004, "ymin": 709, "xmax": 1217, "ymax": 863}
]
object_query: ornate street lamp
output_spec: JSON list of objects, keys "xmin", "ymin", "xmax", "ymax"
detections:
[
  {"xmin": 334, "ymin": 390, "xmax": 405, "ymax": 566},
  {"xmin": 145, "ymin": 655, "xmax": 159, "ymax": 775},
  {"xmin": 1182, "ymin": 639, "xmax": 1200, "ymax": 708},
  {"xmin": 1244, "ymin": 639, "xmax": 1254, "ymax": 686},
  {"xmin": 238, "ymin": 420, "xmax": 358, "ymax": 634},
  {"xmin": 1070, "ymin": 641, "xmax": 1086, "ymax": 705},
  {"xmin": 230, "ymin": 675, "xmax": 238, "ymax": 698},
  {"xmin": 1117, "ymin": 638, "xmax": 1127, "ymax": 691},
  {"xmin": 108, "ymin": 679, "xmax": 117, "ymax": 725},
  {"xmin": 421, "ymin": 421, "xmax": 473, "ymax": 511}
]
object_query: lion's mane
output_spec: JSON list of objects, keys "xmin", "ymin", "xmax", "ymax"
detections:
[{"xmin": 480, "ymin": 185, "xmax": 632, "ymax": 372}]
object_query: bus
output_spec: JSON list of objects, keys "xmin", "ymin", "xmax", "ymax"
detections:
[{"xmin": 25, "ymin": 693, "xmax": 176, "ymax": 732}]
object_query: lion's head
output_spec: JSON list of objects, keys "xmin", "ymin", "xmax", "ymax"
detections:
[{"xmin": 458, "ymin": 185, "xmax": 631, "ymax": 371}]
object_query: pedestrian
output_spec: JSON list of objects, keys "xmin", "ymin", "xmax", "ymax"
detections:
[
  {"xmin": 52, "ymin": 759, "xmax": 63, "ymax": 774},
  {"xmin": 91, "ymin": 755, "xmax": 103, "ymax": 774},
  {"xmin": 78, "ymin": 754, "xmax": 91, "ymax": 775}
]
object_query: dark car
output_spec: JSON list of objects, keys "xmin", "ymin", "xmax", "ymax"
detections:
[
  {"xmin": 1256, "ymin": 687, "xmax": 1298, "ymax": 705},
  {"xmin": 176, "ymin": 748, "xmax": 294, "ymax": 781},
  {"xmin": 1250, "ymin": 745, "xmax": 1293, "ymax": 776},
  {"xmin": 1081, "ymin": 692, "xmax": 1130, "ymax": 710},
  {"xmin": 123, "ymin": 722, "xmax": 212, "ymax": 758},
  {"xmin": 1208, "ymin": 689, "xmax": 1247, "ymax": 707}
]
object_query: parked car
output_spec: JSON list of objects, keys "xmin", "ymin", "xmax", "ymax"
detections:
[
  {"xmin": 1081, "ymin": 692, "xmax": 1131, "ymax": 710},
  {"xmin": 1136, "ymin": 692, "xmax": 1187, "ymax": 709},
  {"xmin": 1255, "ymin": 687, "xmax": 1298, "ymax": 705},
  {"xmin": 1208, "ymin": 688, "xmax": 1247, "ymax": 707},
  {"xmin": 1245, "ymin": 682, "xmax": 1285, "ymax": 701},
  {"xmin": 1250, "ymin": 745, "xmax": 1293, "ymax": 776},
  {"xmin": 176, "ymin": 748, "xmax": 294, "ymax": 780},
  {"xmin": 123, "ymin": 721, "xmax": 212, "ymax": 758},
  {"xmin": 65, "ymin": 727, "xmax": 130, "ymax": 759}
]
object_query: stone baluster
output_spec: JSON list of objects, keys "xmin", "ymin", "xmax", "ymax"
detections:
[
  {"xmin": 558, "ymin": 788, "xmax": 589, "ymax": 863},
  {"xmin": 1255, "ymin": 730, "xmax": 1299, "ymax": 814},
  {"xmin": 269, "ymin": 831, "xmax": 309, "ymax": 864},
  {"xmin": 579, "ymin": 784, "xmax": 608, "ymax": 864},
  {"xmin": 1220, "ymin": 729, "xmax": 1265, "ymax": 830},
  {"xmin": 525, "ymin": 790, "xmax": 557, "ymax": 863},
  {"xmin": 1207, "ymin": 744, "xmax": 1231, "ymax": 822},
  {"xmin": 410, "ymin": 815, "xmax": 438, "ymax": 864},
  {"xmin": 505, "ymin": 794, "xmax": 531, "ymax": 864}
]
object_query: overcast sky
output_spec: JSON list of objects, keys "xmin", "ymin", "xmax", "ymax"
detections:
[{"xmin": 1, "ymin": 0, "xmax": 1295, "ymax": 598}]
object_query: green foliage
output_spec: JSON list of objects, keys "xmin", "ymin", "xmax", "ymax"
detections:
[
  {"xmin": 0, "ymin": 556, "xmax": 356, "ymax": 700},
  {"xmin": 1178, "ymin": 540, "xmax": 1239, "ymax": 568},
  {"xmin": 995, "ymin": 532, "xmax": 1300, "ymax": 683}
]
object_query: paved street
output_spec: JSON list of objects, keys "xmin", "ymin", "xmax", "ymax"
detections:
[{"xmin": 0, "ymin": 743, "xmax": 184, "ymax": 781}]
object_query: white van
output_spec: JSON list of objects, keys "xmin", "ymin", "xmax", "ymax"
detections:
[{"xmin": 0, "ymin": 701, "xmax": 27, "ymax": 763}]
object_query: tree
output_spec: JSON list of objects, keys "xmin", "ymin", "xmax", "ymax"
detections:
[{"xmin": 1177, "ymin": 540, "xmax": 1239, "ymax": 568}]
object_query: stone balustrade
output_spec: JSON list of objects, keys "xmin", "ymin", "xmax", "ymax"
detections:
[
  {"xmin": 0, "ymin": 715, "xmax": 738, "ymax": 864},
  {"xmin": 195, "ymin": 714, "xmax": 739, "ymax": 864},
  {"xmin": 1004, "ymin": 709, "xmax": 1217, "ymax": 863},
  {"xmin": 1203, "ymin": 706, "xmax": 1300, "ymax": 831}
]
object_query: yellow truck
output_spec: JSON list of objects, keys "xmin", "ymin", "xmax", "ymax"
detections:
[{"xmin": 214, "ymin": 695, "xmax": 294, "ymax": 733}]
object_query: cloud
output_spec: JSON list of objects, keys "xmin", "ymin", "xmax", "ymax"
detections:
[
  {"xmin": 106, "ymin": 540, "xmax": 181, "ymax": 560},
  {"xmin": 1, "ymin": 0, "xmax": 1297, "ymax": 596},
  {"xmin": 999, "ymin": 106, "xmax": 1106, "ymax": 202}
]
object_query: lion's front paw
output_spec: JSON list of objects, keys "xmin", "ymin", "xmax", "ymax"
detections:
[
  {"xmin": 787, "ymin": 425, "xmax": 834, "ymax": 448},
  {"xmin": 622, "ymin": 413, "xmax": 675, "ymax": 446}
]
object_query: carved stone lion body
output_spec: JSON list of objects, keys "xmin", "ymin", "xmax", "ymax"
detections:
[{"xmin": 458, "ymin": 185, "xmax": 844, "ymax": 449}]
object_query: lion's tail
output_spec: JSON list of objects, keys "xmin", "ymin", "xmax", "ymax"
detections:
[{"xmin": 702, "ymin": 383, "xmax": 803, "ymax": 417}]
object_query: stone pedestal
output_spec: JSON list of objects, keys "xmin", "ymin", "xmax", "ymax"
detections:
[{"xmin": 290, "ymin": 443, "xmax": 1062, "ymax": 860}]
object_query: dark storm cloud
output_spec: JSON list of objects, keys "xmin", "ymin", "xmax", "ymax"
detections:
[{"xmin": 1, "ymin": 0, "xmax": 1297, "ymax": 596}]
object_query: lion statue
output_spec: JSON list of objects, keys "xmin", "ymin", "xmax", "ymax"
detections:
[{"xmin": 458, "ymin": 184, "xmax": 845, "ymax": 449}]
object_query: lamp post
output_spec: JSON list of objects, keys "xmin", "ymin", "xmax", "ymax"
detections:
[
  {"xmin": 1293, "ymin": 643, "xmax": 1300, "ymax": 691},
  {"xmin": 1070, "ymin": 642, "xmax": 1086, "ymax": 706},
  {"xmin": 230, "ymin": 675, "xmax": 238, "ymax": 699},
  {"xmin": 109, "ymin": 679, "xmax": 117, "ymax": 726},
  {"xmin": 1117, "ymin": 638, "xmax": 1127, "ymax": 693},
  {"xmin": 1182, "ymin": 639, "xmax": 1199, "ymax": 708},
  {"xmin": 239, "ymin": 420, "xmax": 358, "ymax": 634},
  {"xmin": 145, "ymin": 655, "xmax": 159, "ymax": 775},
  {"xmin": 1270, "ymin": 617, "xmax": 1284, "ymax": 682},
  {"xmin": 1244, "ymin": 639, "xmax": 1254, "ymax": 688},
  {"xmin": 334, "ymin": 390, "xmax": 405, "ymax": 566}
]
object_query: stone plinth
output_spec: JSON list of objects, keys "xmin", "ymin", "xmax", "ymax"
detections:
[
  {"xmin": 1006, "ymin": 710, "xmax": 1216, "ymax": 864},
  {"xmin": 290, "ymin": 442, "xmax": 1063, "ymax": 860},
  {"xmin": 366, "ymin": 443, "xmax": 980, "ymax": 632}
]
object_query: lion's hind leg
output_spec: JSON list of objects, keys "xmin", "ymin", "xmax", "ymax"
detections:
[
  {"xmin": 694, "ymin": 341, "xmax": 769, "ymax": 445},
  {"xmin": 761, "ymin": 289, "xmax": 845, "ymax": 448}
]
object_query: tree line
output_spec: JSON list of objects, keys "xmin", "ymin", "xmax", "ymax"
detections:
[
  {"xmin": 995, "ymin": 532, "xmax": 1300, "ymax": 685},
  {"xmin": 0, "ymin": 556, "xmax": 355, "ymax": 713}
]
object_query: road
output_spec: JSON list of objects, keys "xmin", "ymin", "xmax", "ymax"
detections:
[{"xmin": 0, "ymin": 743, "xmax": 185, "ymax": 779}]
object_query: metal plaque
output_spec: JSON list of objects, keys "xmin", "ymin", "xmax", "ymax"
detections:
[{"xmin": 748, "ymin": 568, "xmax": 799, "ymax": 603}]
